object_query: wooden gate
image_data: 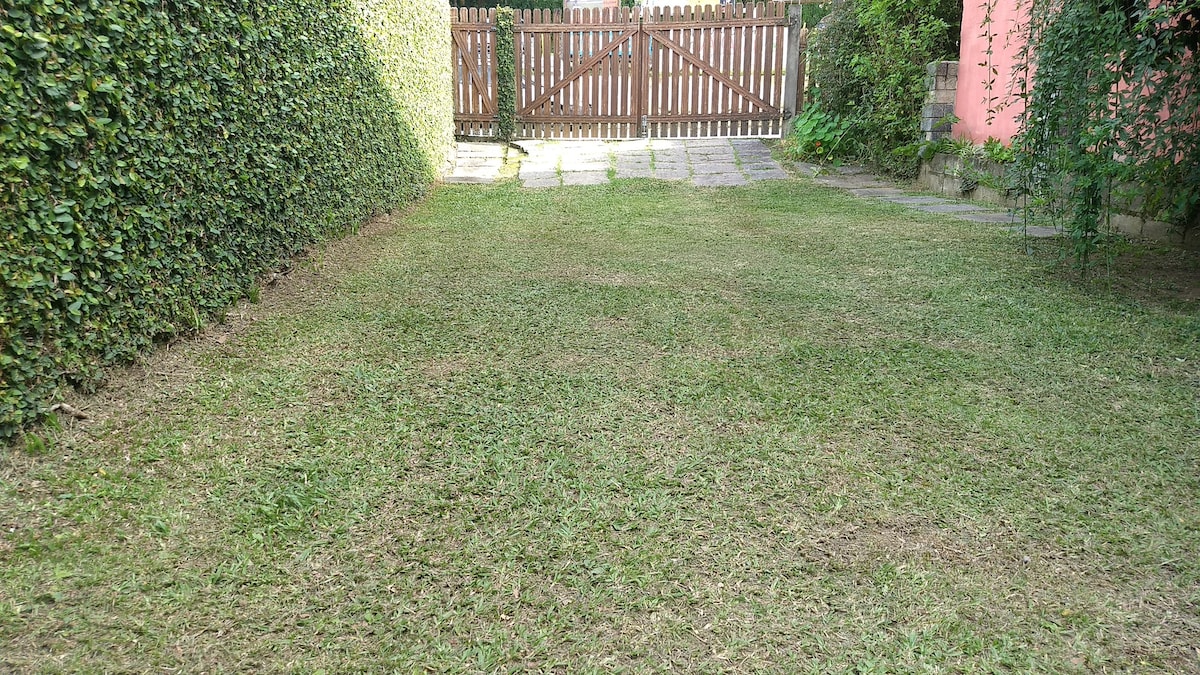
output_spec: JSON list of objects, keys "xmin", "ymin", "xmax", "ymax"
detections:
[
  {"xmin": 451, "ymin": 3, "xmax": 805, "ymax": 139},
  {"xmin": 451, "ymin": 8, "xmax": 500, "ymax": 138}
]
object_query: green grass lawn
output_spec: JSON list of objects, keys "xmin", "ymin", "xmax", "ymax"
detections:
[{"xmin": 2, "ymin": 179, "xmax": 1199, "ymax": 672}]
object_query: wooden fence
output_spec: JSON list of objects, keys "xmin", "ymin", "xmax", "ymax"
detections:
[{"xmin": 451, "ymin": 3, "xmax": 808, "ymax": 139}]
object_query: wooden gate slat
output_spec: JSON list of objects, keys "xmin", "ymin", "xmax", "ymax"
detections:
[
  {"xmin": 453, "ymin": 31, "xmax": 495, "ymax": 116},
  {"xmin": 648, "ymin": 29, "xmax": 777, "ymax": 115},
  {"xmin": 518, "ymin": 26, "xmax": 637, "ymax": 115}
]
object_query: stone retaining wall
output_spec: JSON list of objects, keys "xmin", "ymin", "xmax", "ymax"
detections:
[{"xmin": 918, "ymin": 153, "xmax": 1195, "ymax": 247}]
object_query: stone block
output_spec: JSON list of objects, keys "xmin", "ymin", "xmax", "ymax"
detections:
[
  {"xmin": 957, "ymin": 211, "xmax": 1019, "ymax": 224},
  {"xmin": 693, "ymin": 173, "xmax": 748, "ymax": 186},
  {"xmin": 445, "ymin": 175, "xmax": 495, "ymax": 184},
  {"xmin": 744, "ymin": 169, "xmax": 789, "ymax": 181},
  {"xmin": 684, "ymin": 139, "xmax": 732, "ymax": 149},
  {"xmin": 457, "ymin": 143, "xmax": 507, "ymax": 158},
  {"xmin": 562, "ymin": 161, "xmax": 609, "ymax": 172},
  {"xmin": 849, "ymin": 188, "xmax": 907, "ymax": 198},
  {"xmin": 455, "ymin": 157, "xmax": 501, "ymax": 168},
  {"xmin": 653, "ymin": 169, "xmax": 690, "ymax": 180},
  {"xmin": 880, "ymin": 195, "xmax": 948, "ymax": 205},
  {"xmin": 562, "ymin": 171, "xmax": 608, "ymax": 186},
  {"xmin": 692, "ymin": 162, "xmax": 741, "ymax": 174},
  {"xmin": 1007, "ymin": 225, "xmax": 1060, "ymax": 238},
  {"xmin": 910, "ymin": 202, "xmax": 988, "ymax": 214},
  {"xmin": 616, "ymin": 167, "xmax": 654, "ymax": 179},
  {"xmin": 741, "ymin": 161, "xmax": 783, "ymax": 172}
]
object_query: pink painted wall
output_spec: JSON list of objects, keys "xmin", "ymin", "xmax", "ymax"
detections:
[{"xmin": 953, "ymin": 3, "xmax": 1029, "ymax": 144}]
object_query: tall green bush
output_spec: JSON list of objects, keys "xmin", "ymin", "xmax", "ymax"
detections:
[
  {"xmin": 808, "ymin": 0, "xmax": 961, "ymax": 177},
  {"xmin": 0, "ymin": 0, "xmax": 453, "ymax": 436}
]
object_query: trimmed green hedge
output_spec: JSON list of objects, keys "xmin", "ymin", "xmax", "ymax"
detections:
[{"xmin": 0, "ymin": 0, "xmax": 452, "ymax": 435}]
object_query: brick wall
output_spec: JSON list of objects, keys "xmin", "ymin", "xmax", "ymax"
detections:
[{"xmin": 921, "ymin": 61, "xmax": 958, "ymax": 142}]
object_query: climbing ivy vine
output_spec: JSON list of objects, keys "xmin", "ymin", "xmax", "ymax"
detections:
[
  {"xmin": 495, "ymin": 7, "xmax": 516, "ymax": 141},
  {"xmin": 1013, "ymin": 0, "xmax": 1200, "ymax": 263}
]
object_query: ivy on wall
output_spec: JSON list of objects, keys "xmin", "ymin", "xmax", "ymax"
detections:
[
  {"xmin": 495, "ymin": 7, "xmax": 517, "ymax": 141},
  {"xmin": 1012, "ymin": 0, "xmax": 1200, "ymax": 260},
  {"xmin": 0, "ymin": 0, "xmax": 453, "ymax": 435}
]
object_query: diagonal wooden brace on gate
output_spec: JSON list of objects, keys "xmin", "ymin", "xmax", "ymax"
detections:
[
  {"xmin": 644, "ymin": 30, "xmax": 779, "ymax": 116},
  {"xmin": 452, "ymin": 31, "xmax": 496, "ymax": 115},
  {"xmin": 518, "ymin": 27, "xmax": 639, "ymax": 115}
]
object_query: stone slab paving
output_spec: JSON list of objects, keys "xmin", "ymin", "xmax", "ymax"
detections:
[
  {"xmin": 745, "ymin": 168, "xmax": 789, "ymax": 180},
  {"xmin": 505, "ymin": 138, "xmax": 788, "ymax": 188},
  {"xmin": 848, "ymin": 187, "xmax": 908, "ymax": 198},
  {"xmin": 444, "ymin": 142, "xmax": 507, "ymax": 184},
  {"xmin": 562, "ymin": 171, "xmax": 608, "ymax": 186},
  {"xmin": 814, "ymin": 175, "xmax": 894, "ymax": 189},
  {"xmin": 1008, "ymin": 225, "xmax": 1061, "ymax": 237},
  {"xmin": 909, "ymin": 202, "xmax": 995, "ymax": 214},
  {"xmin": 694, "ymin": 173, "xmax": 748, "ymax": 187},
  {"xmin": 959, "ymin": 211, "xmax": 1021, "ymax": 224},
  {"xmin": 878, "ymin": 195, "xmax": 948, "ymax": 205},
  {"xmin": 812, "ymin": 163, "xmax": 1058, "ymax": 238}
]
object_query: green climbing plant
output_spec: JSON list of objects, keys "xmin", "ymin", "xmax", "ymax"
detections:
[
  {"xmin": 1013, "ymin": 0, "xmax": 1200, "ymax": 267},
  {"xmin": 495, "ymin": 7, "xmax": 516, "ymax": 141}
]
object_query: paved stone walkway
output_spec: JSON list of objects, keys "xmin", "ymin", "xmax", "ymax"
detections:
[
  {"xmin": 514, "ymin": 138, "xmax": 789, "ymax": 188},
  {"xmin": 803, "ymin": 163, "xmax": 1059, "ymax": 238},
  {"xmin": 444, "ymin": 140, "xmax": 1058, "ymax": 238},
  {"xmin": 443, "ymin": 143, "xmax": 507, "ymax": 184}
]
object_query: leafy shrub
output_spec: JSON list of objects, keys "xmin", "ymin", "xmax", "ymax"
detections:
[
  {"xmin": 809, "ymin": 0, "xmax": 961, "ymax": 178},
  {"xmin": 0, "ymin": 0, "xmax": 453, "ymax": 436},
  {"xmin": 982, "ymin": 137, "xmax": 1015, "ymax": 164},
  {"xmin": 803, "ymin": 4, "xmax": 832, "ymax": 27},
  {"xmin": 495, "ymin": 8, "xmax": 517, "ymax": 140},
  {"xmin": 807, "ymin": 1, "xmax": 867, "ymax": 118},
  {"xmin": 782, "ymin": 107, "xmax": 856, "ymax": 163}
]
